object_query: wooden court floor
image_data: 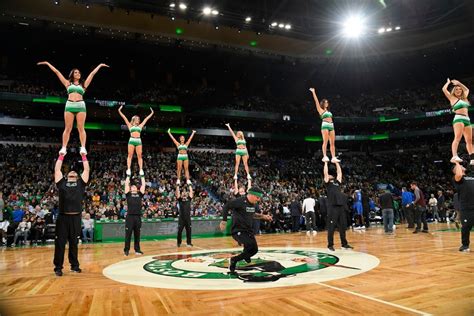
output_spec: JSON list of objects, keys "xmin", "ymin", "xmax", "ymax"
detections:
[{"xmin": 0, "ymin": 223, "xmax": 472, "ymax": 315}]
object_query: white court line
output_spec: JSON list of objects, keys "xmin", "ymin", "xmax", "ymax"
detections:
[{"xmin": 315, "ymin": 282, "xmax": 432, "ymax": 316}]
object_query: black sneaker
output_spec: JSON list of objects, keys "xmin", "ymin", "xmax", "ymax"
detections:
[
  {"xmin": 124, "ymin": 250, "xmax": 129, "ymax": 256},
  {"xmin": 229, "ymin": 257, "xmax": 237, "ymax": 272},
  {"xmin": 186, "ymin": 244, "xmax": 193, "ymax": 248},
  {"xmin": 421, "ymin": 230, "xmax": 429, "ymax": 233},
  {"xmin": 70, "ymin": 267, "xmax": 82, "ymax": 273},
  {"xmin": 459, "ymin": 245, "xmax": 470, "ymax": 252},
  {"xmin": 54, "ymin": 269, "xmax": 63, "ymax": 277},
  {"xmin": 135, "ymin": 251, "xmax": 144, "ymax": 255},
  {"xmin": 177, "ymin": 243, "xmax": 181, "ymax": 247},
  {"xmin": 413, "ymin": 230, "xmax": 419, "ymax": 234},
  {"xmin": 244, "ymin": 257, "xmax": 251, "ymax": 263},
  {"xmin": 342, "ymin": 244, "xmax": 353, "ymax": 250},
  {"xmin": 328, "ymin": 246, "xmax": 335, "ymax": 251}
]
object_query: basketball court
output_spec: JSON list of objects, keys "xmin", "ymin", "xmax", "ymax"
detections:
[{"xmin": 1, "ymin": 223, "xmax": 472, "ymax": 315}]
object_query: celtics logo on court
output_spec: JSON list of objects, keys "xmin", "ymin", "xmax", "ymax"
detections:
[{"xmin": 103, "ymin": 247, "xmax": 380, "ymax": 290}]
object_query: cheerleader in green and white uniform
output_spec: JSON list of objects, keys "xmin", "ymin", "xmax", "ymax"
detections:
[
  {"xmin": 442, "ymin": 78, "xmax": 473, "ymax": 164},
  {"xmin": 225, "ymin": 123, "xmax": 252, "ymax": 180},
  {"xmin": 168, "ymin": 129, "xmax": 197, "ymax": 185},
  {"xmin": 118, "ymin": 106, "xmax": 154, "ymax": 176},
  {"xmin": 309, "ymin": 87, "xmax": 340, "ymax": 163},
  {"xmin": 37, "ymin": 61, "xmax": 109, "ymax": 156}
]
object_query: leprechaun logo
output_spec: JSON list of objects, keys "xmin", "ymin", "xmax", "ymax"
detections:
[{"xmin": 103, "ymin": 247, "xmax": 379, "ymax": 290}]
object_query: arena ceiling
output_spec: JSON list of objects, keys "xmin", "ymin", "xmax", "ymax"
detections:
[
  {"xmin": 2, "ymin": 0, "xmax": 473, "ymax": 58},
  {"xmin": 85, "ymin": 0, "xmax": 471, "ymax": 40}
]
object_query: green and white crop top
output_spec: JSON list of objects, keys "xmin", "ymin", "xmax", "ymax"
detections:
[
  {"xmin": 178, "ymin": 144, "xmax": 188, "ymax": 151},
  {"xmin": 130, "ymin": 126, "xmax": 142, "ymax": 134},
  {"xmin": 320, "ymin": 111, "xmax": 333, "ymax": 120},
  {"xmin": 67, "ymin": 84, "xmax": 85, "ymax": 96},
  {"xmin": 452, "ymin": 99, "xmax": 470, "ymax": 111},
  {"xmin": 236, "ymin": 139, "xmax": 246, "ymax": 146}
]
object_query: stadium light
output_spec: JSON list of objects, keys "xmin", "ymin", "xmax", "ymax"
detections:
[
  {"xmin": 378, "ymin": 27, "xmax": 385, "ymax": 34},
  {"xmin": 278, "ymin": 23, "xmax": 284, "ymax": 28},
  {"xmin": 169, "ymin": 3, "xmax": 175, "ymax": 8},
  {"xmin": 179, "ymin": 3, "xmax": 187, "ymax": 10},
  {"xmin": 245, "ymin": 17, "xmax": 251, "ymax": 22},
  {"xmin": 54, "ymin": 0, "xmax": 60, "ymax": 5},
  {"xmin": 271, "ymin": 22, "xmax": 277, "ymax": 27},
  {"xmin": 284, "ymin": 24, "xmax": 291, "ymax": 30},
  {"xmin": 203, "ymin": 7, "xmax": 211, "ymax": 15},
  {"xmin": 342, "ymin": 15, "xmax": 365, "ymax": 38},
  {"xmin": 395, "ymin": 26, "xmax": 401, "ymax": 30},
  {"xmin": 386, "ymin": 27, "xmax": 392, "ymax": 32},
  {"xmin": 211, "ymin": 9, "xmax": 219, "ymax": 15}
]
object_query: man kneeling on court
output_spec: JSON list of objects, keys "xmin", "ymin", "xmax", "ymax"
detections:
[{"xmin": 220, "ymin": 187, "xmax": 272, "ymax": 273}]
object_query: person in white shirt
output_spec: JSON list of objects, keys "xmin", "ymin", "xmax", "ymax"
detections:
[
  {"xmin": 12, "ymin": 217, "xmax": 31, "ymax": 247},
  {"xmin": 428, "ymin": 194, "xmax": 440, "ymax": 222},
  {"xmin": 0, "ymin": 216, "xmax": 9, "ymax": 247},
  {"xmin": 303, "ymin": 196, "xmax": 317, "ymax": 236},
  {"xmin": 82, "ymin": 213, "xmax": 94, "ymax": 243}
]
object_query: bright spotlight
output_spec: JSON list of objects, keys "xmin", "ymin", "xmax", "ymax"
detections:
[
  {"xmin": 378, "ymin": 27, "xmax": 385, "ymax": 34},
  {"xmin": 386, "ymin": 27, "xmax": 392, "ymax": 32},
  {"xmin": 203, "ymin": 7, "xmax": 211, "ymax": 15},
  {"xmin": 211, "ymin": 10, "xmax": 219, "ymax": 15},
  {"xmin": 278, "ymin": 23, "xmax": 284, "ymax": 28},
  {"xmin": 284, "ymin": 24, "xmax": 291, "ymax": 29},
  {"xmin": 245, "ymin": 17, "xmax": 251, "ymax": 22},
  {"xmin": 271, "ymin": 22, "xmax": 277, "ymax": 27},
  {"xmin": 179, "ymin": 3, "xmax": 187, "ymax": 10},
  {"xmin": 395, "ymin": 26, "xmax": 401, "ymax": 30},
  {"xmin": 342, "ymin": 15, "xmax": 365, "ymax": 38},
  {"xmin": 169, "ymin": 3, "xmax": 175, "ymax": 8}
]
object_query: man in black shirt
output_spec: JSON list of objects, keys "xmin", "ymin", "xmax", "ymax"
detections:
[
  {"xmin": 123, "ymin": 174, "xmax": 146, "ymax": 256},
  {"xmin": 53, "ymin": 153, "xmax": 89, "ymax": 276},
  {"xmin": 220, "ymin": 187, "xmax": 272, "ymax": 273},
  {"xmin": 379, "ymin": 190, "xmax": 394, "ymax": 234},
  {"xmin": 323, "ymin": 161, "xmax": 353, "ymax": 251},
  {"xmin": 437, "ymin": 191, "xmax": 446, "ymax": 223},
  {"xmin": 290, "ymin": 195, "xmax": 301, "ymax": 232},
  {"xmin": 176, "ymin": 184, "xmax": 193, "ymax": 247},
  {"xmin": 361, "ymin": 189, "xmax": 371, "ymax": 228},
  {"xmin": 318, "ymin": 195, "xmax": 328, "ymax": 230},
  {"xmin": 453, "ymin": 162, "xmax": 474, "ymax": 252}
]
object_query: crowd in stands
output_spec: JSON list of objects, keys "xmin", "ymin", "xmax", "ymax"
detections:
[
  {"xmin": 0, "ymin": 140, "xmax": 461, "ymax": 246},
  {"xmin": 2, "ymin": 76, "xmax": 473, "ymax": 118}
]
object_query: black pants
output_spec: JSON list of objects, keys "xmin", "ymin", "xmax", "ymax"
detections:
[
  {"xmin": 327, "ymin": 206, "xmax": 348, "ymax": 248},
  {"xmin": 124, "ymin": 215, "xmax": 142, "ymax": 252},
  {"xmin": 31, "ymin": 228, "xmax": 45, "ymax": 244},
  {"xmin": 177, "ymin": 216, "xmax": 192, "ymax": 245},
  {"xmin": 317, "ymin": 211, "xmax": 326, "ymax": 230},
  {"xmin": 305, "ymin": 212, "xmax": 316, "ymax": 231},
  {"xmin": 0, "ymin": 230, "xmax": 5, "ymax": 246},
  {"xmin": 415, "ymin": 206, "xmax": 428, "ymax": 231},
  {"xmin": 232, "ymin": 231, "xmax": 258, "ymax": 263},
  {"xmin": 363, "ymin": 207, "xmax": 370, "ymax": 228},
  {"xmin": 461, "ymin": 211, "xmax": 474, "ymax": 247},
  {"xmin": 439, "ymin": 206, "xmax": 446, "ymax": 222},
  {"xmin": 292, "ymin": 216, "xmax": 300, "ymax": 232},
  {"xmin": 53, "ymin": 214, "xmax": 81, "ymax": 270},
  {"xmin": 405, "ymin": 205, "xmax": 415, "ymax": 228}
]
